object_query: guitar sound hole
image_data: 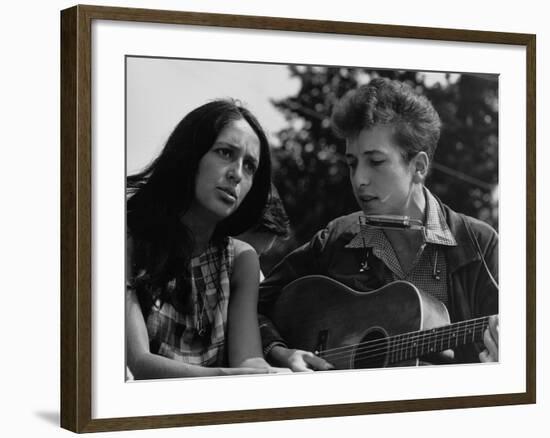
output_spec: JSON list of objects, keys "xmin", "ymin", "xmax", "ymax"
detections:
[{"xmin": 352, "ymin": 328, "xmax": 389, "ymax": 369}]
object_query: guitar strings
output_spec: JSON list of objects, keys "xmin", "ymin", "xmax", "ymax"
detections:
[
  {"xmin": 317, "ymin": 316, "xmax": 490, "ymax": 357},
  {"xmin": 317, "ymin": 318, "xmax": 490, "ymax": 364},
  {"xmin": 319, "ymin": 320, "xmax": 489, "ymax": 362},
  {"xmin": 320, "ymin": 323, "xmax": 489, "ymax": 364},
  {"xmin": 320, "ymin": 323, "xmax": 489, "ymax": 365},
  {"xmin": 321, "ymin": 327, "xmax": 488, "ymax": 365},
  {"xmin": 321, "ymin": 323, "xmax": 489, "ymax": 365},
  {"xmin": 342, "ymin": 324, "xmax": 487, "ymax": 365}
]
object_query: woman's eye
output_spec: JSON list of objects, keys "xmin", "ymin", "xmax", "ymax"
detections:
[
  {"xmin": 371, "ymin": 159, "xmax": 385, "ymax": 166},
  {"xmin": 244, "ymin": 161, "xmax": 257, "ymax": 175},
  {"xmin": 217, "ymin": 148, "xmax": 232, "ymax": 159}
]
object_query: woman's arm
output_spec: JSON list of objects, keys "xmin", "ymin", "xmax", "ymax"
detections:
[
  {"xmin": 125, "ymin": 235, "xmax": 269, "ymax": 379},
  {"xmin": 228, "ymin": 240, "xmax": 289, "ymax": 372},
  {"xmin": 126, "ymin": 288, "xmax": 270, "ymax": 379}
]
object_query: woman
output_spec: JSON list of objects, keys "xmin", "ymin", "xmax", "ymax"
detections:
[{"xmin": 126, "ymin": 99, "xmax": 286, "ymax": 379}]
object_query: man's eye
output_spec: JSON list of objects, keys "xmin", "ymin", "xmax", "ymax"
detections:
[{"xmin": 371, "ymin": 159, "xmax": 385, "ymax": 166}]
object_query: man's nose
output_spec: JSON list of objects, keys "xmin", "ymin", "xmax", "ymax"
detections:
[{"xmin": 352, "ymin": 166, "xmax": 370, "ymax": 187}]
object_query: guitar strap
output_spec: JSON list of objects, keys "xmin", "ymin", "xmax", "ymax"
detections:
[{"xmin": 460, "ymin": 214, "xmax": 500, "ymax": 291}]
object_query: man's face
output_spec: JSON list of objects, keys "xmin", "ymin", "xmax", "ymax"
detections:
[{"xmin": 345, "ymin": 124, "xmax": 416, "ymax": 217}]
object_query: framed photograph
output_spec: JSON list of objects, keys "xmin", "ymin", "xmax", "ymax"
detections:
[{"xmin": 60, "ymin": 4, "xmax": 536, "ymax": 433}]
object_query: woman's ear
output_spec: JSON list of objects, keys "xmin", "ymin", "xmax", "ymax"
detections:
[{"xmin": 412, "ymin": 152, "xmax": 429, "ymax": 184}]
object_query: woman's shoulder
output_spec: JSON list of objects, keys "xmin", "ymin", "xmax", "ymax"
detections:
[
  {"xmin": 231, "ymin": 237, "xmax": 258, "ymax": 259},
  {"xmin": 229, "ymin": 238, "xmax": 259, "ymax": 271},
  {"xmin": 228, "ymin": 238, "xmax": 260, "ymax": 285}
]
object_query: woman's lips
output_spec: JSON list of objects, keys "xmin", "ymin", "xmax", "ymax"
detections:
[{"xmin": 217, "ymin": 187, "xmax": 237, "ymax": 203}]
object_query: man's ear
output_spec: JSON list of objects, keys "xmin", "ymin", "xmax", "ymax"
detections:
[{"xmin": 412, "ymin": 152, "xmax": 429, "ymax": 183}]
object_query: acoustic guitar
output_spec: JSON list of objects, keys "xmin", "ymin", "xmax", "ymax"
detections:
[{"xmin": 270, "ymin": 275, "xmax": 493, "ymax": 369}]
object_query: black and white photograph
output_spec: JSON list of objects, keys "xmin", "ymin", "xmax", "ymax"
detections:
[{"xmin": 125, "ymin": 57, "xmax": 500, "ymax": 381}]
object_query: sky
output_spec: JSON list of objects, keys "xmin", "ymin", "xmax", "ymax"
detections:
[
  {"xmin": 126, "ymin": 57, "xmax": 300, "ymax": 173},
  {"xmin": 126, "ymin": 57, "xmax": 461, "ymax": 174}
]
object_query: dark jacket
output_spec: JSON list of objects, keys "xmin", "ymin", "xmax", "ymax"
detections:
[{"xmin": 258, "ymin": 200, "xmax": 498, "ymax": 364}]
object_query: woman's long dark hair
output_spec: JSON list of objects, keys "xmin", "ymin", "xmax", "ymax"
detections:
[{"xmin": 127, "ymin": 99, "xmax": 271, "ymax": 316}]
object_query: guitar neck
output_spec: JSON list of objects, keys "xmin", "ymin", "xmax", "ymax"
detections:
[{"xmin": 387, "ymin": 316, "xmax": 491, "ymax": 364}]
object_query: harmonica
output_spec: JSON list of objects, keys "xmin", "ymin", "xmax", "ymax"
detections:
[{"xmin": 360, "ymin": 214, "xmax": 424, "ymax": 231}]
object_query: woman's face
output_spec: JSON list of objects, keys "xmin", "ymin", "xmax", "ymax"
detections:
[
  {"xmin": 345, "ymin": 124, "xmax": 417, "ymax": 217},
  {"xmin": 191, "ymin": 118, "xmax": 261, "ymax": 224}
]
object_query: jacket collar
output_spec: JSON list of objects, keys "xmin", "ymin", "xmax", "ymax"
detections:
[{"xmin": 438, "ymin": 200, "xmax": 480, "ymax": 273}]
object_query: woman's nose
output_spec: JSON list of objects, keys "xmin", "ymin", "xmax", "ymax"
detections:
[{"xmin": 227, "ymin": 161, "xmax": 243, "ymax": 182}]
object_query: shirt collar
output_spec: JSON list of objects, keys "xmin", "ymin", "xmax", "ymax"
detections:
[{"xmin": 423, "ymin": 188, "xmax": 457, "ymax": 246}]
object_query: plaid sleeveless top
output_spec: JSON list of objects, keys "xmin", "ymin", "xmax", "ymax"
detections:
[{"xmin": 144, "ymin": 237, "xmax": 235, "ymax": 367}]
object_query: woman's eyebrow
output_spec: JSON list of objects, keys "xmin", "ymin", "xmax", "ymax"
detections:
[
  {"xmin": 214, "ymin": 140, "xmax": 238, "ymax": 148},
  {"xmin": 215, "ymin": 141, "xmax": 259, "ymax": 163}
]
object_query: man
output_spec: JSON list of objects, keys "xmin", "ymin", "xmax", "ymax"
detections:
[
  {"xmin": 258, "ymin": 78, "xmax": 499, "ymax": 371},
  {"xmin": 237, "ymin": 183, "xmax": 290, "ymax": 280}
]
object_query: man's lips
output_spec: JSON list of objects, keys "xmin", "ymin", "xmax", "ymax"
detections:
[{"xmin": 358, "ymin": 195, "xmax": 377, "ymax": 202}]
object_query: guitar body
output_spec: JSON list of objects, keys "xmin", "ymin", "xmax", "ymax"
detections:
[{"xmin": 271, "ymin": 275, "xmax": 451, "ymax": 369}]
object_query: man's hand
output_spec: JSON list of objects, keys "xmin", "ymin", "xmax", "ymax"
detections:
[
  {"xmin": 269, "ymin": 346, "xmax": 334, "ymax": 372},
  {"xmin": 479, "ymin": 315, "xmax": 499, "ymax": 362}
]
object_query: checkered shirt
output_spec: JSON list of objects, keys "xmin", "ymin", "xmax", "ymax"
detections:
[
  {"xmin": 345, "ymin": 189, "xmax": 457, "ymax": 306},
  {"xmin": 145, "ymin": 238, "xmax": 234, "ymax": 366}
]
